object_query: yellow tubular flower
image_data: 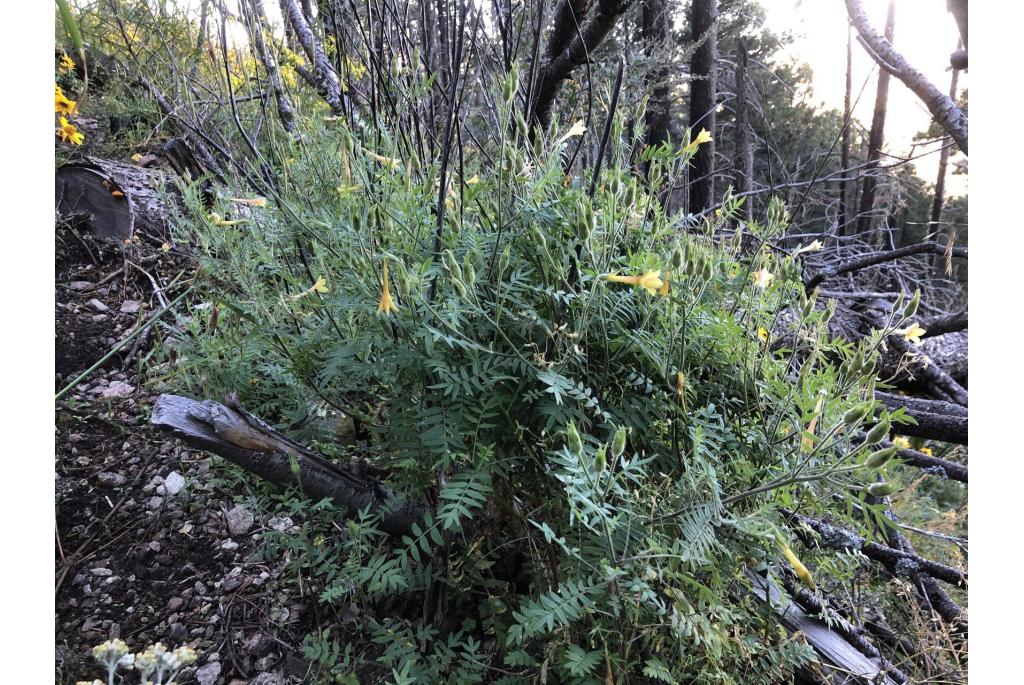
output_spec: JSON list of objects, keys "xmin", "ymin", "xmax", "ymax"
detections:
[
  {"xmin": 684, "ymin": 128, "xmax": 713, "ymax": 152},
  {"xmin": 779, "ymin": 542, "xmax": 815, "ymax": 589},
  {"xmin": 57, "ymin": 116, "xmax": 84, "ymax": 145},
  {"xmin": 605, "ymin": 270, "xmax": 664, "ymax": 295},
  {"xmin": 59, "ymin": 53, "xmax": 76, "ymax": 73},
  {"xmin": 208, "ymin": 212, "xmax": 249, "ymax": 227},
  {"xmin": 377, "ymin": 260, "xmax": 398, "ymax": 316}
]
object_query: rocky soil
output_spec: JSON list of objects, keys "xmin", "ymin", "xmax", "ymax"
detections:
[{"xmin": 55, "ymin": 223, "xmax": 323, "ymax": 684}]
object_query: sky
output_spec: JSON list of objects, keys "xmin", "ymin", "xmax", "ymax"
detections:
[{"xmin": 761, "ymin": 0, "xmax": 967, "ymax": 196}]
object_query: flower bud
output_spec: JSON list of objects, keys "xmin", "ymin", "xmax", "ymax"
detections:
[
  {"xmin": 594, "ymin": 444, "xmax": 607, "ymax": 473},
  {"xmin": 612, "ymin": 426, "xmax": 627, "ymax": 458},
  {"xmin": 866, "ymin": 482, "xmax": 897, "ymax": 497},
  {"xmin": 903, "ymin": 289, "xmax": 921, "ymax": 320},
  {"xmin": 865, "ymin": 446, "xmax": 899, "ymax": 469},
  {"xmin": 671, "ymin": 244, "xmax": 684, "ymax": 269},
  {"xmin": 863, "ymin": 416, "xmax": 891, "ymax": 446},
  {"xmin": 567, "ymin": 421, "xmax": 583, "ymax": 455},
  {"xmin": 843, "ymin": 403, "xmax": 871, "ymax": 426}
]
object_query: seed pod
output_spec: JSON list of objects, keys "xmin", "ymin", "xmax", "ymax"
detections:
[
  {"xmin": 463, "ymin": 260, "xmax": 476, "ymax": 289},
  {"xmin": 530, "ymin": 225, "xmax": 547, "ymax": 250},
  {"xmin": 593, "ymin": 445, "xmax": 607, "ymax": 473},
  {"xmin": 612, "ymin": 426, "xmax": 627, "ymax": 458},
  {"xmin": 567, "ymin": 421, "xmax": 583, "ymax": 455},
  {"xmin": 867, "ymin": 482, "xmax": 897, "ymax": 497},
  {"xmin": 903, "ymin": 289, "xmax": 921, "ymax": 320},
  {"xmin": 801, "ymin": 293, "xmax": 816, "ymax": 318},
  {"xmin": 497, "ymin": 246, "xmax": 510, "ymax": 275},
  {"xmin": 865, "ymin": 446, "xmax": 899, "ymax": 469},
  {"xmin": 515, "ymin": 111, "xmax": 529, "ymax": 138},
  {"xmin": 701, "ymin": 260, "xmax": 713, "ymax": 281},
  {"xmin": 623, "ymin": 180, "xmax": 637, "ymax": 207},
  {"xmin": 444, "ymin": 249, "xmax": 463, "ymax": 281},
  {"xmin": 453, "ymin": 278, "xmax": 467, "ymax": 298},
  {"xmin": 843, "ymin": 403, "xmax": 871, "ymax": 426},
  {"xmin": 863, "ymin": 416, "xmax": 891, "ymax": 446},
  {"xmin": 608, "ymin": 175, "xmax": 620, "ymax": 196}
]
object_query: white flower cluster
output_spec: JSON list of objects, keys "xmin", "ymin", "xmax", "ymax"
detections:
[{"xmin": 79, "ymin": 640, "xmax": 198, "ymax": 685}]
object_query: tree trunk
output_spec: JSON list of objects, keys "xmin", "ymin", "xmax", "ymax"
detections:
[
  {"xmin": 55, "ymin": 157, "xmax": 182, "ymax": 243},
  {"xmin": 246, "ymin": 0, "xmax": 298, "ymax": 134},
  {"xmin": 929, "ymin": 50, "xmax": 961, "ymax": 269},
  {"xmin": 688, "ymin": 0, "xmax": 718, "ymax": 215},
  {"xmin": 642, "ymin": 0, "xmax": 671, "ymax": 148},
  {"xmin": 856, "ymin": 0, "xmax": 895, "ymax": 235},
  {"xmin": 839, "ymin": 21, "xmax": 853, "ymax": 234},
  {"xmin": 732, "ymin": 38, "xmax": 753, "ymax": 222}
]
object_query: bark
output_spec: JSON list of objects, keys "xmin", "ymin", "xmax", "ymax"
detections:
[
  {"xmin": 788, "ymin": 513, "xmax": 966, "ymax": 587},
  {"xmin": 531, "ymin": 0, "xmax": 636, "ymax": 129},
  {"xmin": 846, "ymin": 0, "xmax": 968, "ymax": 153},
  {"xmin": 151, "ymin": 394, "xmax": 427, "ymax": 537},
  {"xmin": 688, "ymin": 0, "xmax": 718, "ymax": 215},
  {"xmin": 55, "ymin": 157, "xmax": 182, "ymax": 242},
  {"xmin": 732, "ymin": 38, "xmax": 753, "ymax": 222},
  {"xmin": 642, "ymin": 0, "xmax": 671, "ymax": 148},
  {"xmin": 279, "ymin": 0, "xmax": 347, "ymax": 115},
  {"xmin": 920, "ymin": 309, "xmax": 967, "ymax": 338},
  {"xmin": 245, "ymin": 0, "xmax": 298, "ymax": 134},
  {"xmin": 875, "ymin": 392, "xmax": 967, "ymax": 445},
  {"xmin": 855, "ymin": 0, "xmax": 894, "ymax": 235},
  {"xmin": 879, "ymin": 439, "xmax": 967, "ymax": 483}
]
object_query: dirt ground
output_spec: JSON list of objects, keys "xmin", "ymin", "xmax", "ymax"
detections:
[{"xmin": 55, "ymin": 223, "xmax": 320, "ymax": 685}]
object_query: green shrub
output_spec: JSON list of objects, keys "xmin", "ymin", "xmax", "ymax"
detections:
[{"xmin": 161, "ymin": 76, "xmax": 916, "ymax": 683}]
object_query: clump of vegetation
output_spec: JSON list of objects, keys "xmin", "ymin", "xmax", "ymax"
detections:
[{"xmin": 56, "ymin": 0, "xmax": 967, "ymax": 682}]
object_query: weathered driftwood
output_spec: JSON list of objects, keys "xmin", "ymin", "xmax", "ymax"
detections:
[
  {"xmin": 150, "ymin": 394, "xmax": 425, "ymax": 537},
  {"xmin": 55, "ymin": 156, "xmax": 181, "ymax": 242},
  {"xmin": 747, "ymin": 570, "xmax": 899, "ymax": 685}
]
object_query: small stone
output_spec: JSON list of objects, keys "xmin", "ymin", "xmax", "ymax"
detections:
[
  {"xmin": 267, "ymin": 516, "xmax": 294, "ymax": 533},
  {"xmin": 167, "ymin": 597, "xmax": 184, "ymax": 611},
  {"xmin": 226, "ymin": 505, "xmax": 255, "ymax": 535},
  {"xmin": 90, "ymin": 314, "xmax": 107, "ymax": 322},
  {"xmin": 68, "ymin": 281, "xmax": 93, "ymax": 291},
  {"xmin": 148, "ymin": 541, "xmax": 161, "ymax": 553},
  {"xmin": 91, "ymin": 568, "xmax": 113, "ymax": 577},
  {"xmin": 221, "ymin": 540, "xmax": 239, "ymax": 551},
  {"xmin": 222, "ymin": 577, "xmax": 241, "ymax": 592},
  {"xmin": 168, "ymin": 622, "xmax": 188, "ymax": 643},
  {"xmin": 87, "ymin": 298, "xmax": 109, "ymax": 312},
  {"xmin": 194, "ymin": 581, "xmax": 208, "ymax": 595},
  {"xmin": 148, "ymin": 496, "xmax": 164, "ymax": 510},
  {"xmin": 100, "ymin": 380, "xmax": 135, "ymax": 398},
  {"xmin": 97, "ymin": 471, "xmax": 127, "ymax": 487},
  {"xmin": 164, "ymin": 471, "xmax": 186, "ymax": 495},
  {"xmin": 120, "ymin": 299, "xmax": 142, "ymax": 313},
  {"xmin": 196, "ymin": 660, "xmax": 222, "ymax": 685}
]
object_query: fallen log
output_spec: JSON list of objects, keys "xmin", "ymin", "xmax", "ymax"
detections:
[
  {"xmin": 55, "ymin": 156, "xmax": 182, "ymax": 242},
  {"xmin": 876, "ymin": 392, "xmax": 967, "ymax": 445},
  {"xmin": 150, "ymin": 394, "xmax": 426, "ymax": 537},
  {"xmin": 747, "ymin": 570, "xmax": 899, "ymax": 685}
]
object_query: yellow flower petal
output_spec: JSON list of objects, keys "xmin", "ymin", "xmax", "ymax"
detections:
[
  {"xmin": 900, "ymin": 323, "xmax": 927, "ymax": 345},
  {"xmin": 893, "ymin": 436, "xmax": 911, "ymax": 450},
  {"xmin": 230, "ymin": 197, "xmax": 268, "ymax": 207},
  {"xmin": 758, "ymin": 327, "xmax": 769, "ymax": 343},
  {"xmin": 466, "ymin": 175, "xmax": 479, "ymax": 186},
  {"xmin": 59, "ymin": 52, "xmax": 76, "ymax": 73},
  {"xmin": 919, "ymin": 446, "xmax": 933, "ymax": 457},
  {"xmin": 752, "ymin": 268, "xmax": 774, "ymax": 289}
]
